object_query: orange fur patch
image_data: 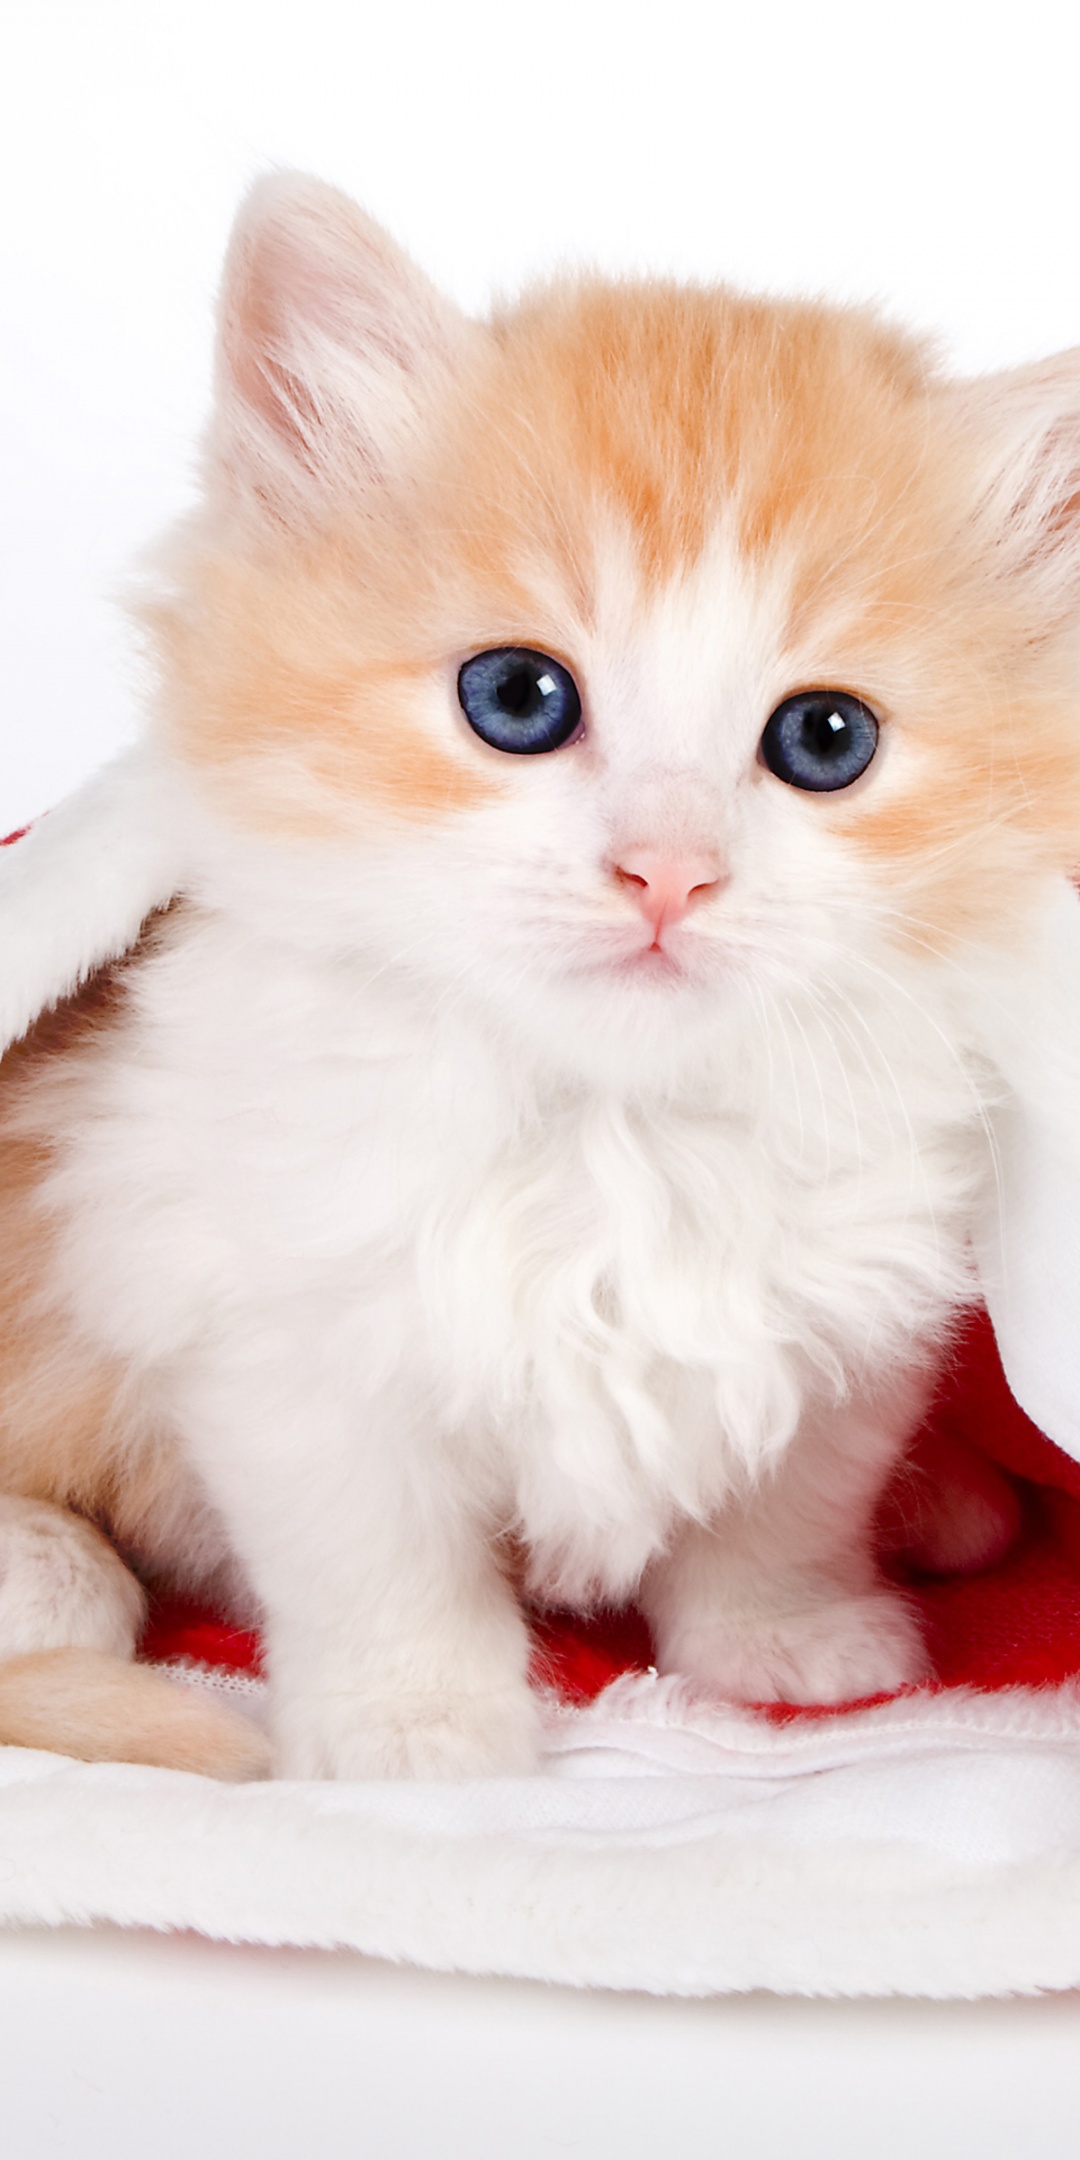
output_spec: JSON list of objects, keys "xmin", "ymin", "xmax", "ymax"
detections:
[
  {"xmin": 0, "ymin": 971, "xmax": 132, "ymax": 1512},
  {"xmin": 478, "ymin": 283, "xmax": 933, "ymax": 580},
  {"xmin": 149, "ymin": 539, "xmax": 499, "ymax": 836},
  {"xmin": 0, "ymin": 936, "xmax": 218, "ymax": 1578}
]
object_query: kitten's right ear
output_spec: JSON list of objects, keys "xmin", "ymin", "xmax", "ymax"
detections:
[
  {"xmin": 950, "ymin": 350, "xmax": 1080, "ymax": 628},
  {"xmin": 210, "ymin": 173, "xmax": 475, "ymax": 521}
]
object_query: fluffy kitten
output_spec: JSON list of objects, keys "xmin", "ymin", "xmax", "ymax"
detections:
[{"xmin": 1, "ymin": 175, "xmax": 1079, "ymax": 1780}]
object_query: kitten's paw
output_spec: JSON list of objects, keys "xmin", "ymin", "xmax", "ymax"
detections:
[
  {"xmin": 0, "ymin": 1495, "xmax": 145, "ymax": 1660},
  {"xmin": 273, "ymin": 1681, "xmax": 541, "ymax": 1781},
  {"xmin": 659, "ymin": 1589, "xmax": 929, "ymax": 1706}
]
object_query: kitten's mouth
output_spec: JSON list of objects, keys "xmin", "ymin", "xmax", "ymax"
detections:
[
  {"xmin": 563, "ymin": 923, "xmax": 714, "ymax": 989},
  {"xmin": 602, "ymin": 933, "xmax": 692, "ymax": 983}
]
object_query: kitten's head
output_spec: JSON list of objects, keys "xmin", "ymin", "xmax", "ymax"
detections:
[{"xmin": 149, "ymin": 175, "xmax": 1080, "ymax": 1083}]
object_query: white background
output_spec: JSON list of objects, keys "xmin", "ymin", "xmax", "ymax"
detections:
[
  {"xmin": 6, "ymin": 1924, "xmax": 1080, "ymax": 2160},
  {"xmin": 5, "ymin": 4, "xmax": 1080, "ymax": 2151},
  {"xmin": 3, "ymin": 0, "xmax": 1080, "ymax": 830}
]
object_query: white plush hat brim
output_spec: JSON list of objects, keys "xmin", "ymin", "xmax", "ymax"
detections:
[
  {"xmin": 0, "ymin": 745, "xmax": 186, "ymax": 1058},
  {"xmin": 5, "ymin": 1670, "xmax": 1080, "ymax": 1998},
  {"xmin": 972, "ymin": 881, "xmax": 1080, "ymax": 1457}
]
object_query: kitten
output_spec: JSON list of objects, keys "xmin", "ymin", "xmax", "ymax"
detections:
[{"xmin": 1, "ymin": 174, "xmax": 1079, "ymax": 1780}]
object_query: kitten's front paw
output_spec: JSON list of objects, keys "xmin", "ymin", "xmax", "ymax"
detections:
[
  {"xmin": 659, "ymin": 1589, "xmax": 928, "ymax": 1706},
  {"xmin": 273, "ymin": 1680, "xmax": 541, "ymax": 1781}
]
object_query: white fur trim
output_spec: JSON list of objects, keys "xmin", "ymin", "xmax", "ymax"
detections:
[
  {"xmin": 972, "ymin": 880, "xmax": 1080, "ymax": 1457},
  {"xmin": 4, "ymin": 1671, "xmax": 1080, "ymax": 1999},
  {"xmin": 0, "ymin": 745, "xmax": 186, "ymax": 1055}
]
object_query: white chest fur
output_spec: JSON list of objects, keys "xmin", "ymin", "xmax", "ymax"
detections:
[{"xmin": 49, "ymin": 905, "xmax": 991, "ymax": 1604}]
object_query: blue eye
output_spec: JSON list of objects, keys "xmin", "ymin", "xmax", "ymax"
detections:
[
  {"xmin": 457, "ymin": 647, "xmax": 583, "ymax": 755},
  {"xmin": 760, "ymin": 690, "xmax": 879, "ymax": 792}
]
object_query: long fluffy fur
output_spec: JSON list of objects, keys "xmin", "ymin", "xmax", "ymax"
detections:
[{"xmin": 3, "ymin": 173, "xmax": 1080, "ymax": 1778}]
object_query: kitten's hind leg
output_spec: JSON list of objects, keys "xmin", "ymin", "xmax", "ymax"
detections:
[
  {"xmin": 0, "ymin": 1492, "xmax": 146, "ymax": 1661},
  {"xmin": 0, "ymin": 1492, "xmax": 268, "ymax": 1777},
  {"xmin": 641, "ymin": 1370, "xmax": 933, "ymax": 1706}
]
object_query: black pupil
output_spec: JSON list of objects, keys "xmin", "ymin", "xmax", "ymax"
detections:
[
  {"xmin": 803, "ymin": 707, "xmax": 849, "ymax": 758},
  {"xmin": 498, "ymin": 666, "xmax": 544, "ymax": 719}
]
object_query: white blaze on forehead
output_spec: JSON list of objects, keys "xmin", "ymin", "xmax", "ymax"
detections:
[{"xmin": 578, "ymin": 520, "xmax": 800, "ymax": 789}]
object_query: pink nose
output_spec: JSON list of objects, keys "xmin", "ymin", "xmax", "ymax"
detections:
[{"xmin": 614, "ymin": 849, "xmax": 723, "ymax": 935}]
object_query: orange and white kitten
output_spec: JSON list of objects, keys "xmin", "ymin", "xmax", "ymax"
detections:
[{"xmin": 1, "ymin": 175, "xmax": 1079, "ymax": 1779}]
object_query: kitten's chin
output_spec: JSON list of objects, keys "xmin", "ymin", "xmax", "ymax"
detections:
[
  {"xmin": 491, "ymin": 950, "xmax": 744, "ymax": 1090},
  {"xmin": 573, "ymin": 934, "xmax": 746, "ymax": 1020}
]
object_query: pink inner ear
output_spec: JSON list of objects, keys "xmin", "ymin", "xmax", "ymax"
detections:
[
  {"xmin": 214, "ymin": 177, "xmax": 466, "ymax": 490},
  {"xmin": 220, "ymin": 219, "xmax": 329, "ymax": 459}
]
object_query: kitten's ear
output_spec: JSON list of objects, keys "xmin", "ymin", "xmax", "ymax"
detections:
[
  {"xmin": 952, "ymin": 351, "xmax": 1080, "ymax": 624},
  {"xmin": 211, "ymin": 172, "xmax": 474, "ymax": 520}
]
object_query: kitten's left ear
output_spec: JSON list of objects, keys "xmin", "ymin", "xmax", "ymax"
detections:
[
  {"xmin": 210, "ymin": 172, "xmax": 478, "ymax": 522},
  {"xmin": 951, "ymin": 350, "xmax": 1080, "ymax": 624}
]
